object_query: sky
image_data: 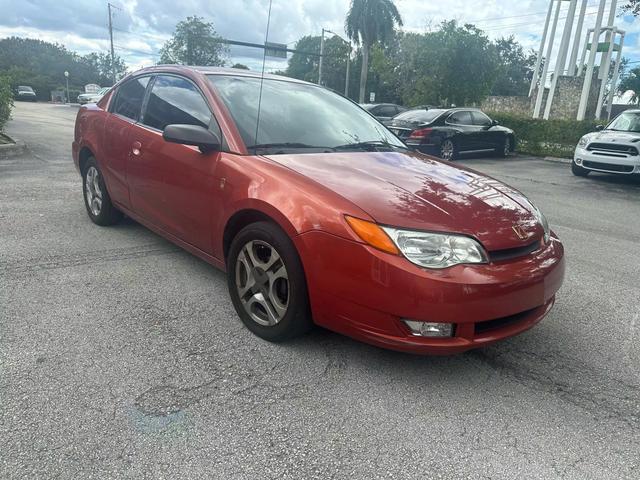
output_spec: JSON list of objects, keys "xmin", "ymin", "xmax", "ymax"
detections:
[{"xmin": 0, "ymin": 0, "xmax": 639, "ymax": 78}]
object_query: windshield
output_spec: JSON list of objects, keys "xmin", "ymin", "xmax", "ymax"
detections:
[
  {"xmin": 394, "ymin": 109, "xmax": 445, "ymax": 123},
  {"xmin": 208, "ymin": 75, "xmax": 404, "ymax": 152},
  {"xmin": 607, "ymin": 111, "xmax": 640, "ymax": 133},
  {"xmin": 97, "ymin": 87, "xmax": 110, "ymax": 95},
  {"xmin": 18, "ymin": 86, "xmax": 34, "ymax": 93}
]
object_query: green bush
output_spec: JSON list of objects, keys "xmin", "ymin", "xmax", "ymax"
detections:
[
  {"xmin": 487, "ymin": 112, "xmax": 600, "ymax": 158},
  {"xmin": 0, "ymin": 75, "xmax": 14, "ymax": 133}
]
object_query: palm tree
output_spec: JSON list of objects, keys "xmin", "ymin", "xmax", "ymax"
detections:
[{"xmin": 345, "ymin": 0, "xmax": 402, "ymax": 103}]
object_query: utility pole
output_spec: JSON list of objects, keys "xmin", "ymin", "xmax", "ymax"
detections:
[
  {"xmin": 318, "ymin": 28, "xmax": 325, "ymax": 85},
  {"xmin": 345, "ymin": 46, "xmax": 350, "ymax": 97},
  {"xmin": 107, "ymin": 3, "xmax": 117, "ymax": 84}
]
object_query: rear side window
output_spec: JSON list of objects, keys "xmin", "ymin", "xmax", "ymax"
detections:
[
  {"xmin": 142, "ymin": 75, "xmax": 211, "ymax": 131},
  {"xmin": 471, "ymin": 111, "xmax": 492, "ymax": 126},
  {"xmin": 112, "ymin": 76, "xmax": 149, "ymax": 121},
  {"xmin": 378, "ymin": 105, "xmax": 398, "ymax": 117},
  {"xmin": 448, "ymin": 111, "xmax": 473, "ymax": 125}
]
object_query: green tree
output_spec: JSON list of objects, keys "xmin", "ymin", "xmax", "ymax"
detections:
[
  {"xmin": 345, "ymin": 0, "xmax": 402, "ymax": 103},
  {"xmin": 621, "ymin": 1, "xmax": 640, "ymax": 15},
  {"xmin": 397, "ymin": 22, "xmax": 499, "ymax": 106},
  {"xmin": 0, "ymin": 37, "xmax": 114, "ymax": 100},
  {"xmin": 0, "ymin": 75, "xmax": 13, "ymax": 133},
  {"xmin": 284, "ymin": 35, "xmax": 354, "ymax": 97},
  {"xmin": 491, "ymin": 36, "xmax": 536, "ymax": 96},
  {"xmin": 618, "ymin": 66, "xmax": 640, "ymax": 103},
  {"xmin": 159, "ymin": 16, "xmax": 227, "ymax": 66},
  {"xmin": 82, "ymin": 52, "xmax": 127, "ymax": 85}
]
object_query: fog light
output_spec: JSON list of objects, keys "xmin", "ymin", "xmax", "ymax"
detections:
[
  {"xmin": 403, "ymin": 320, "xmax": 454, "ymax": 337},
  {"xmin": 575, "ymin": 158, "xmax": 583, "ymax": 165}
]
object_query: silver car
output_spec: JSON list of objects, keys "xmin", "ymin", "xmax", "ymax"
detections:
[
  {"xmin": 573, "ymin": 110, "xmax": 640, "ymax": 177},
  {"xmin": 77, "ymin": 87, "xmax": 110, "ymax": 105}
]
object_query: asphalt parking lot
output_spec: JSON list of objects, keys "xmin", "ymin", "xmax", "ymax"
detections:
[{"xmin": 1, "ymin": 102, "xmax": 639, "ymax": 479}]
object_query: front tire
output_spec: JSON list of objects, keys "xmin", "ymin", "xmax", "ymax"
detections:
[
  {"xmin": 499, "ymin": 137, "xmax": 511, "ymax": 158},
  {"xmin": 571, "ymin": 160, "xmax": 590, "ymax": 177},
  {"xmin": 227, "ymin": 221, "xmax": 313, "ymax": 342},
  {"xmin": 82, "ymin": 157, "xmax": 123, "ymax": 226}
]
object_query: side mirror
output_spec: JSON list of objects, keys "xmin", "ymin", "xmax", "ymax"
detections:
[
  {"xmin": 595, "ymin": 124, "xmax": 604, "ymax": 131},
  {"xmin": 163, "ymin": 124, "xmax": 221, "ymax": 153},
  {"xmin": 491, "ymin": 119, "xmax": 500, "ymax": 127}
]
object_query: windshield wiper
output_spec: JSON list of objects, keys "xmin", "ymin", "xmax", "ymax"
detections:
[
  {"xmin": 247, "ymin": 142, "xmax": 335, "ymax": 152},
  {"xmin": 334, "ymin": 140, "xmax": 410, "ymax": 152}
]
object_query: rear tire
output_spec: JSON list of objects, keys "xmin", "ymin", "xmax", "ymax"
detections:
[
  {"xmin": 227, "ymin": 221, "xmax": 313, "ymax": 342},
  {"xmin": 440, "ymin": 139, "xmax": 457, "ymax": 161},
  {"xmin": 82, "ymin": 156, "xmax": 123, "ymax": 226},
  {"xmin": 571, "ymin": 160, "xmax": 590, "ymax": 177}
]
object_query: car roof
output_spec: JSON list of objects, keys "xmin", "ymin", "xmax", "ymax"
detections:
[{"xmin": 128, "ymin": 65, "xmax": 314, "ymax": 86}]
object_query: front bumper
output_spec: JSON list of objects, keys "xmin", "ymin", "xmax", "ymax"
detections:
[
  {"xmin": 295, "ymin": 230, "xmax": 565, "ymax": 355},
  {"xmin": 574, "ymin": 146, "xmax": 640, "ymax": 174}
]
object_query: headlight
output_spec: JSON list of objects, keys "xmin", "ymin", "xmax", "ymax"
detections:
[
  {"xmin": 578, "ymin": 136, "xmax": 589, "ymax": 148},
  {"xmin": 381, "ymin": 227, "xmax": 488, "ymax": 269},
  {"xmin": 531, "ymin": 206, "xmax": 550, "ymax": 243}
]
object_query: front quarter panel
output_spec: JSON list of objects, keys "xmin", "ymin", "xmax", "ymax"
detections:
[{"xmin": 212, "ymin": 153, "xmax": 374, "ymax": 262}]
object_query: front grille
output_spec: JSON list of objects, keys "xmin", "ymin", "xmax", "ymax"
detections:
[
  {"xmin": 474, "ymin": 308, "xmax": 536, "ymax": 335},
  {"xmin": 583, "ymin": 160, "xmax": 634, "ymax": 173},
  {"xmin": 489, "ymin": 239, "xmax": 541, "ymax": 263},
  {"xmin": 586, "ymin": 143, "xmax": 638, "ymax": 156}
]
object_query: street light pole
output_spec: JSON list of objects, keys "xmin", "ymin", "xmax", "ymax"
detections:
[
  {"xmin": 64, "ymin": 71, "xmax": 69, "ymax": 104},
  {"xmin": 319, "ymin": 28, "xmax": 325, "ymax": 85},
  {"xmin": 322, "ymin": 28, "xmax": 351, "ymax": 97}
]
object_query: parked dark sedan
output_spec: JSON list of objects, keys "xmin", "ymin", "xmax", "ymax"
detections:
[
  {"xmin": 388, "ymin": 108, "xmax": 515, "ymax": 160},
  {"xmin": 361, "ymin": 103, "xmax": 407, "ymax": 124},
  {"xmin": 15, "ymin": 85, "xmax": 37, "ymax": 102}
]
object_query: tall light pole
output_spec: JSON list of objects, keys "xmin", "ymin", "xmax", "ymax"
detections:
[
  {"xmin": 568, "ymin": 0, "xmax": 588, "ymax": 75},
  {"xmin": 544, "ymin": 0, "xmax": 578, "ymax": 119},
  {"xmin": 595, "ymin": 0, "xmax": 619, "ymax": 119},
  {"xmin": 64, "ymin": 71, "xmax": 69, "ymax": 104},
  {"xmin": 607, "ymin": 31, "xmax": 625, "ymax": 120},
  {"xmin": 534, "ymin": 0, "xmax": 561, "ymax": 118},
  {"xmin": 107, "ymin": 2, "xmax": 120, "ymax": 84},
  {"xmin": 529, "ymin": 0, "xmax": 555, "ymax": 97},
  {"xmin": 577, "ymin": 0, "xmax": 607, "ymax": 120},
  {"xmin": 323, "ymin": 28, "xmax": 351, "ymax": 97},
  {"xmin": 318, "ymin": 28, "xmax": 325, "ymax": 85}
]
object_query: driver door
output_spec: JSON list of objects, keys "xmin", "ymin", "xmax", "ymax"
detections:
[{"xmin": 127, "ymin": 74, "xmax": 222, "ymax": 253}]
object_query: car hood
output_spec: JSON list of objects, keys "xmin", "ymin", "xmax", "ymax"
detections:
[
  {"xmin": 587, "ymin": 130, "xmax": 640, "ymax": 143},
  {"xmin": 266, "ymin": 151, "xmax": 543, "ymax": 251}
]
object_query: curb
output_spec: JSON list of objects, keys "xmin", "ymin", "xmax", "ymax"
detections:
[
  {"xmin": 0, "ymin": 139, "xmax": 28, "ymax": 158},
  {"xmin": 542, "ymin": 156, "xmax": 572, "ymax": 165}
]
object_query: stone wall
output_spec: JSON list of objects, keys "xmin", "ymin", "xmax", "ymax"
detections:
[
  {"xmin": 482, "ymin": 73, "xmax": 602, "ymax": 120},
  {"xmin": 481, "ymin": 95, "xmax": 531, "ymax": 116}
]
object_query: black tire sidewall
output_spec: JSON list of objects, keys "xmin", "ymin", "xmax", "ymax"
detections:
[
  {"xmin": 82, "ymin": 157, "xmax": 122, "ymax": 226},
  {"xmin": 440, "ymin": 139, "xmax": 456, "ymax": 161},
  {"xmin": 227, "ymin": 221, "xmax": 312, "ymax": 342},
  {"xmin": 571, "ymin": 160, "xmax": 589, "ymax": 176}
]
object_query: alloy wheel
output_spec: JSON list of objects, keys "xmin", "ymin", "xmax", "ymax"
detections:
[
  {"xmin": 85, "ymin": 166, "xmax": 103, "ymax": 216},
  {"xmin": 441, "ymin": 140, "xmax": 454, "ymax": 160},
  {"xmin": 235, "ymin": 240, "xmax": 289, "ymax": 326}
]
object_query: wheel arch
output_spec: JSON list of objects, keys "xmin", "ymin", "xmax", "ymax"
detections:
[
  {"xmin": 78, "ymin": 146, "xmax": 94, "ymax": 175},
  {"xmin": 222, "ymin": 204, "xmax": 298, "ymax": 262}
]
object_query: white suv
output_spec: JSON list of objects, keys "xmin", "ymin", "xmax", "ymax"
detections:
[{"xmin": 573, "ymin": 110, "xmax": 640, "ymax": 177}]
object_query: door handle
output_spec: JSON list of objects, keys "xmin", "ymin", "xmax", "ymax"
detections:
[{"xmin": 131, "ymin": 141, "xmax": 142, "ymax": 156}]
